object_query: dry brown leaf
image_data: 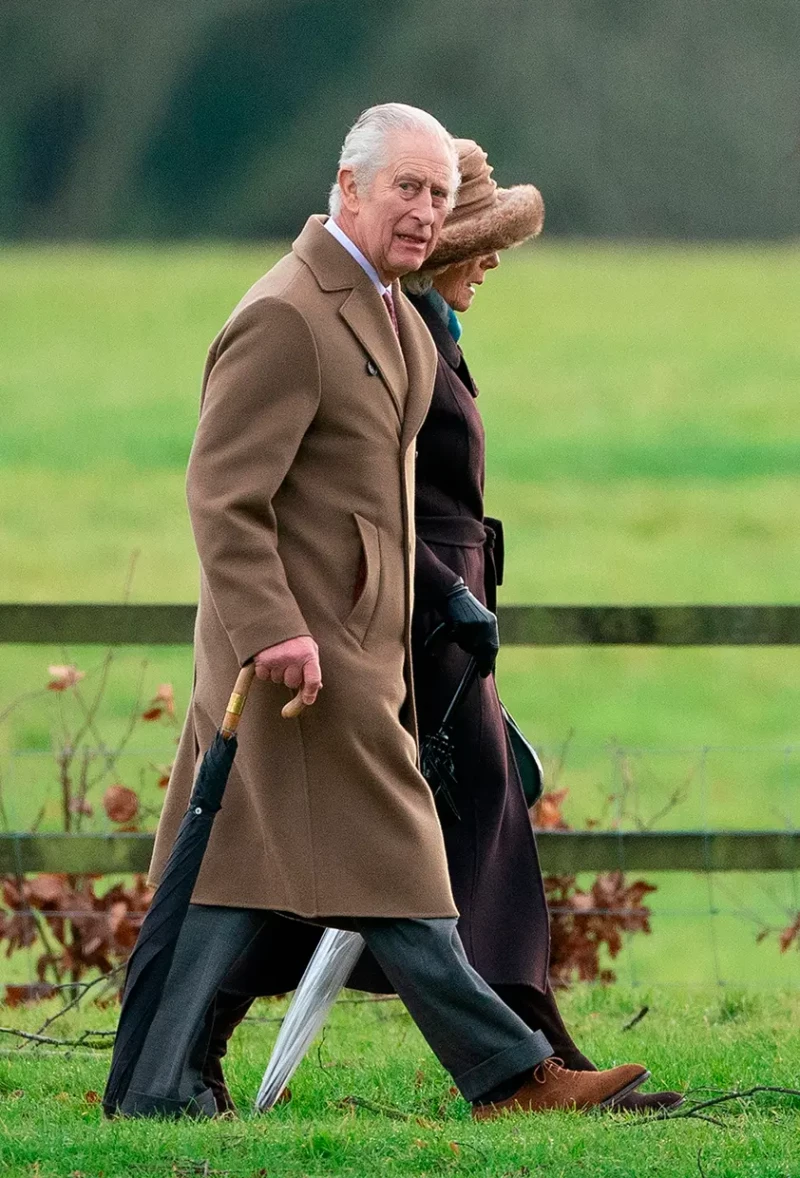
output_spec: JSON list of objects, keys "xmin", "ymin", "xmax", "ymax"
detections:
[
  {"xmin": 779, "ymin": 914, "xmax": 800, "ymax": 953},
  {"xmin": 47, "ymin": 664, "xmax": 85, "ymax": 691},
  {"xmin": 103, "ymin": 784, "xmax": 139, "ymax": 823},
  {"xmin": 27, "ymin": 874, "xmax": 65, "ymax": 907},
  {"xmin": 142, "ymin": 684, "xmax": 176, "ymax": 722},
  {"xmin": 531, "ymin": 789, "xmax": 570, "ymax": 830},
  {"xmin": 69, "ymin": 797, "xmax": 94, "ymax": 817},
  {"xmin": 154, "ymin": 683, "xmax": 175, "ymax": 716}
]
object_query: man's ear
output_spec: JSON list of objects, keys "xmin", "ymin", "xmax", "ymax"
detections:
[{"xmin": 338, "ymin": 168, "xmax": 360, "ymax": 214}]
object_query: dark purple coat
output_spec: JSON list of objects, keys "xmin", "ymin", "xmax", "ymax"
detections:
[
  {"xmin": 219, "ymin": 293, "xmax": 549, "ymax": 997},
  {"xmin": 407, "ymin": 292, "xmax": 549, "ymax": 992}
]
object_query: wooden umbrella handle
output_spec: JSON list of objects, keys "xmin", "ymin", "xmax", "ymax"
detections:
[
  {"xmin": 221, "ymin": 664, "xmax": 256, "ymax": 739},
  {"xmin": 281, "ymin": 691, "xmax": 307, "ymax": 719},
  {"xmin": 221, "ymin": 665, "xmax": 307, "ymax": 737}
]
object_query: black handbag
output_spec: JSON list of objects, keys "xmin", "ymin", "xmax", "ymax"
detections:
[{"xmin": 501, "ymin": 705, "xmax": 544, "ymax": 807}]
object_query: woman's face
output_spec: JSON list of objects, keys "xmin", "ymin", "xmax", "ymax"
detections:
[{"xmin": 432, "ymin": 251, "xmax": 500, "ymax": 312}]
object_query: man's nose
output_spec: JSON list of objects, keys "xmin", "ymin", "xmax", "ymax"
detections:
[{"xmin": 409, "ymin": 189, "xmax": 435, "ymax": 225}]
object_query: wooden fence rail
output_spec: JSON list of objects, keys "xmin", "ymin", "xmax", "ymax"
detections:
[
  {"xmin": 2, "ymin": 603, "xmax": 798, "ymax": 878},
  {"xmin": 3, "ymin": 603, "xmax": 800, "ymax": 646},
  {"xmin": 1, "ymin": 832, "xmax": 798, "ymax": 876}
]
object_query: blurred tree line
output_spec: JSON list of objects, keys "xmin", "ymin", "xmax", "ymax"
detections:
[{"xmin": 1, "ymin": 0, "xmax": 798, "ymax": 240}]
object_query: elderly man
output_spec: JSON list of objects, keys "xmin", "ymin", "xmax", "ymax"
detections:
[{"xmin": 113, "ymin": 104, "xmax": 647, "ymax": 1119}]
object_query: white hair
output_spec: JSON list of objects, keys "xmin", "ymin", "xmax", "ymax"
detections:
[{"xmin": 328, "ymin": 103, "xmax": 460, "ymax": 216}]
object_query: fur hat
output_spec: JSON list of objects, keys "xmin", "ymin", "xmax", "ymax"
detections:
[{"xmin": 425, "ymin": 138, "xmax": 544, "ymax": 270}]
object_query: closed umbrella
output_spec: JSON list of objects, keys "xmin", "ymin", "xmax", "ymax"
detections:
[
  {"xmin": 255, "ymin": 926, "xmax": 365, "ymax": 1111},
  {"xmin": 104, "ymin": 667, "xmax": 303, "ymax": 1116}
]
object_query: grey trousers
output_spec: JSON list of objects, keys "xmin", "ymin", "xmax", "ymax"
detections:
[{"xmin": 119, "ymin": 905, "xmax": 552, "ymax": 1117}]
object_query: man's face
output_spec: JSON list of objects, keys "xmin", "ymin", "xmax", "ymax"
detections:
[{"xmin": 336, "ymin": 130, "xmax": 456, "ymax": 283}]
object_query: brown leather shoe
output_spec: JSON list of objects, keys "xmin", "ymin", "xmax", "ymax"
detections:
[
  {"xmin": 472, "ymin": 1059, "xmax": 649, "ymax": 1119},
  {"xmin": 606, "ymin": 1089, "xmax": 684, "ymax": 1114}
]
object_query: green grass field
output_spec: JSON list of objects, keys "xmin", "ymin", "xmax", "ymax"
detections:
[
  {"xmin": 4, "ymin": 984, "xmax": 800, "ymax": 1178},
  {"xmin": 4, "ymin": 242, "xmax": 800, "ymax": 602},
  {"xmin": 2, "ymin": 986, "xmax": 799, "ymax": 1178},
  {"xmin": 2, "ymin": 242, "xmax": 800, "ymax": 991}
]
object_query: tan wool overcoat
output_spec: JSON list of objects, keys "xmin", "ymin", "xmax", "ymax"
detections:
[{"xmin": 149, "ymin": 216, "xmax": 458, "ymax": 920}]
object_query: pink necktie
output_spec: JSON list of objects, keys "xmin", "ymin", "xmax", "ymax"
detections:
[{"xmin": 383, "ymin": 290, "xmax": 400, "ymax": 338}]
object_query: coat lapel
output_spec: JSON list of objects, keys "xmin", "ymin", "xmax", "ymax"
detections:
[
  {"xmin": 339, "ymin": 285, "xmax": 407, "ymax": 418},
  {"xmin": 395, "ymin": 285, "xmax": 438, "ymax": 451},
  {"xmin": 408, "ymin": 290, "xmax": 478, "ymax": 397},
  {"xmin": 293, "ymin": 216, "xmax": 408, "ymax": 420}
]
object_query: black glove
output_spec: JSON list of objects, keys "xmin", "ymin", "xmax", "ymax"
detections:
[{"xmin": 443, "ymin": 578, "xmax": 499, "ymax": 677}]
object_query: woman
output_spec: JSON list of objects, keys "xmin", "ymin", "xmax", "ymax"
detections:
[
  {"xmin": 202, "ymin": 141, "xmax": 681, "ymax": 1115},
  {"xmin": 400, "ymin": 141, "xmax": 678, "ymax": 1112}
]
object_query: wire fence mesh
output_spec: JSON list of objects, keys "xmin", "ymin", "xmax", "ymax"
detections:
[{"xmin": 1, "ymin": 739, "xmax": 798, "ymax": 992}]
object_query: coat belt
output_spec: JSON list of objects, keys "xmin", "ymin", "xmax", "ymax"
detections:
[
  {"xmin": 416, "ymin": 514, "xmax": 504, "ymax": 588},
  {"xmin": 416, "ymin": 515, "xmax": 488, "ymax": 547}
]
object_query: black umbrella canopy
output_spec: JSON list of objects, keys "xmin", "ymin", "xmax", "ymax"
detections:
[{"xmin": 103, "ymin": 667, "xmax": 255, "ymax": 1116}]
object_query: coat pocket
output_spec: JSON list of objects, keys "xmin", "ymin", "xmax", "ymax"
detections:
[{"xmin": 344, "ymin": 513, "xmax": 382, "ymax": 646}]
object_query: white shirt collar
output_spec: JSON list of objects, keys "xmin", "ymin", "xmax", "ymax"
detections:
[{"xmin": 324, "ymin": 217, "xmax": 391, "ymax": 297}]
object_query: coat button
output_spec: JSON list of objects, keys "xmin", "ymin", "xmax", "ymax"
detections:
[{"xmin": 366, "ymin": 359, "xmax": 378, "ymax": 376}]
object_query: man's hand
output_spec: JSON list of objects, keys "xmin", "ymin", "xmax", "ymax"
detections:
[{"xmin": 253, "ymin": 636, "xmax": 322, "ymax": 706}]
